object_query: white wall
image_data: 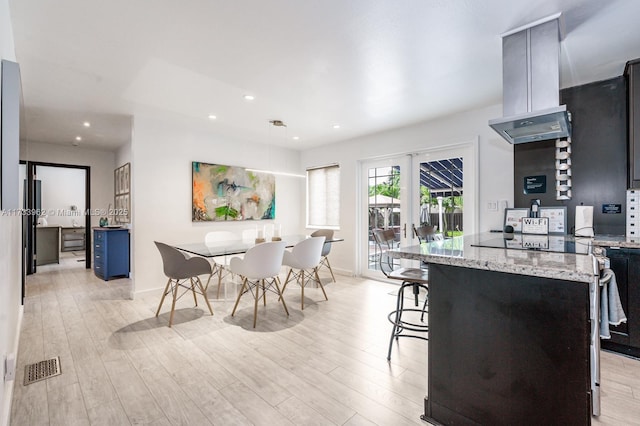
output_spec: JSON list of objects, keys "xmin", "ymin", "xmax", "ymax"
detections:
[
  {"xmin": 300, "ymin": 103, "xmax": 514, "ymax": 276},
  {"xmin": 36, "ymin": 166, "xmax": 86, "ymax": 227},
  {"xmin": 0, "ymin": 0, "xmax": 20, "ymax": 424},
  {"xmin": 21, "ymin": 141, "xmax": 115, "ymax": 229},
  {"xmin": 131, "ymin": 111, "xmax": 303, "ymax": 295}
]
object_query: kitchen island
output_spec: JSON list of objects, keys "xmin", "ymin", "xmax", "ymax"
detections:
[{"xmin": 390, "ymin": 234, "xmax": 599, "ymax": 425}]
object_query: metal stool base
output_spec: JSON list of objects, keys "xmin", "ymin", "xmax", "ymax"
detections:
[{"xmin": 387, "ymin": 282, "xmax": 429, "ymax": 361}]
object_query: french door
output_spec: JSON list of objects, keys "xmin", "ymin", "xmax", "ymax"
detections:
[
  {"xmin": 411, "ymin": 142, "xmax": 477, "ymax": 239},
  {"xmin": 361, "ymin": 141, "xmax": 477, "ymax": 279},
  {"xmin": 362, "ymin": 155, "xmax": 413, "ymax": 280}
]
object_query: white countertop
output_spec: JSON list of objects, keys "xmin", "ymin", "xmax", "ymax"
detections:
[{"xmin": 390, "ymin": 233, "xmax": 598, "ymax": 283}]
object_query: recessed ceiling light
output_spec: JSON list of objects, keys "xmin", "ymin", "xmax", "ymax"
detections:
[
  {"xmin": 83, "ymin": 121, "xmax": 91, "ymax": 127},
  {"xmin": 332, "ymin": 124, "xmax": 341, "ymax": 129},
  {"xmin": 75, "ymin": 136, "xmax": 82, "ymax": 141},
  {"xmin": 244, "ymin": 94, "xmax": 255, "ymax": 101},
  {"xmin": 208, "ymin": 114, "xmax": 217, "ymax": 120},
  {"xmin": 292, "ymin": 136, "xmax": 300, "ymax": 140}
]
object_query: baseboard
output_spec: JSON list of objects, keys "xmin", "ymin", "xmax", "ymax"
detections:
[
  {"xmin": 133, "ymin": 285, "xmax": 164, "ymax": 298},
  {"xmin": 2, "ymin": 305, "xmax": 24, "ymax": 426},
  {"xmin": 332, "ymin": 267, "xmax": 354, "ymax": 277}
]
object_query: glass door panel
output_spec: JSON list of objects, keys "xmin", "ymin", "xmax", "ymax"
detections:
[
  {"xmin": 414, "ymin": 156, "xmax": 464, "ymax": 238},
  {"xmin": 362, "ymin": 156, "xmax": 411, "ymax": 280}
]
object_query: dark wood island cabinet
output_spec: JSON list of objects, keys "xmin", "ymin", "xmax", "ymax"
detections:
[
  {"xmin": 391, "ymin": 234, "xmax": 599, "ymax": 425},
  {"xmin": 427, "ymin": 263, "xmax": 591, "ymax": 425}
]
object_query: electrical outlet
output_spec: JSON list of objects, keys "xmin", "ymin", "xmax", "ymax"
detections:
[
  {"xmin": 500, "ymin": 200, "xmax": 509, "ymax": 210},
  {"xmin": 4, "ymin": 353, "xmax": 16, "ymax": 381}
]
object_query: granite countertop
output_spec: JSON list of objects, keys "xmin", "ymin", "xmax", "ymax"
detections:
[
  {"xmin": 592, "ymin": 234, "xmax": 640, "ymax": 249},
  {"xmin": 390, "ymin": 233, "xmax": 597, "ymax": 283}
]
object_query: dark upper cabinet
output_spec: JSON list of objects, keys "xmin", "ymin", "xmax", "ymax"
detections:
[{"xmin": 627, "ymin": 59, "xmax": 640, "ymax": 188}]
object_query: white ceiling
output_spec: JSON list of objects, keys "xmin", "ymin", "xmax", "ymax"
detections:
[{"xmin": 8, "ymin": 0, "xmax": 640, "ymax": 151}]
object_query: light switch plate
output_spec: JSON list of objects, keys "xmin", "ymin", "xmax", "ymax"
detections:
[{"xmin": 487, "ymin": 201, "xmax": 498, "ymax": 211}]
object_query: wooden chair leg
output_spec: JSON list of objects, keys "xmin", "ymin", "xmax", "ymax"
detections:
[
  {"xmin": 324, "ymin": 256, "xmax": 336, "ymax": 282},
  {"xmin": 196, "ymin": 277, "xmax": 214, "ymax": 316},
  {"xmin": 253, "ymin": 279, "xmax": 260, "ymax": 328},
  {"xmin": 190, "ymin": 278, "xmax": 199, "ymax": 307},
  {"xmin": 231, "ymin": 278, "xmax": 247, "ymax": 316},
  {"xmin": 281, "ymin": 269, "xmax": 293, "ymax": 296},
  {"xmin": 315, "ymin": 267, "xmax": 328, "ymax": 301},
  {"xmin": 156, "ymin": 278, "xmax": 172, "ymax": 317},
  {"xmin": 300, "ymin": 269, "xmax": 305, "ymax": 310},
  {"xmin": 169, "ymin": 280, "xmax": 179, "ymax": 327},
  {"xmin": 203, "ymin": 272, "xmax": 213, "ymax": 294},
  {"xmin": 274, "ymin": 276, "xmax": 289, "ymax": 316},
  {"xmin": 204, "ymin": 264, "xmax": 215, "ymax": 292},
  {"xmin": 262, "ymin": 279, "xmax": 267, "ymax": 306}
]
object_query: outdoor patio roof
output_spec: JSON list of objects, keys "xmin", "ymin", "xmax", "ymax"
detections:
[{"xmin": 419, "ymin": 158, "xmax": 463, "ymax": 194}]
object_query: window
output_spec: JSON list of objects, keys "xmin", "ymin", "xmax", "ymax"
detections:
[{"xmin": 307, "ymin": 164, "xmax": 340, "ymax": 228}]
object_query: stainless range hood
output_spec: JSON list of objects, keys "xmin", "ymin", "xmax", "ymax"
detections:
[{"xmin": 489, "ymin": 14, "xmax": 571, "ymax": 144}]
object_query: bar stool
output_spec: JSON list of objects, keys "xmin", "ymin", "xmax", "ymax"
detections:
[{"xmin": 372, "ymin": 229, "xmax": 429, "ymax": 361}]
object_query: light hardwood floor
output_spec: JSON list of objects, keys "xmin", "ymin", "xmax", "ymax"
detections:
[{"xmin": 9, "ymin": 254, "xmax": 640, "ymax": 425}]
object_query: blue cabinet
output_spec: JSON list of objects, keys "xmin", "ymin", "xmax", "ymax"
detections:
[{"xmin": 93, "ymin": 228, "xmax": 129, "ymax": 281}]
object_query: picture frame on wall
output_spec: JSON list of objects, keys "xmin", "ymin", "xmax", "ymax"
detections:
[
  {"xmin": 192, "ymin": 161, "xmax": 275, "ymax": 222},
  {"xmin": 115, "ymin": 167, "xmax": 122, "ymax": 195},
  {"xmin": 114, "ymin": 162, "xmax": 131, "ymax": 223},
  {"xmin": 122, "ymin": 162, "xmax": 130, "ymax": 194}
]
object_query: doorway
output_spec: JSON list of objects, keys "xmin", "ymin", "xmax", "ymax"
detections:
[
  {"xmin": 360, "ymin": 140, "xmax": 478, "ymax": 279},
  {"xmin": 23, "ymin": 161, "xmax": 91, "ymax": 276}
]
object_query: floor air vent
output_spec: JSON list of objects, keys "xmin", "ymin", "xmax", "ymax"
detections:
[{"xmin": 24, "ymin": 357, "xmax": 61, "ymax": 385}]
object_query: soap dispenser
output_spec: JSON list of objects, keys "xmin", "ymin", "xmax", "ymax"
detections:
[{"xmin": 530, "ymin": 199, "xmax": 540, "ymax": 218}]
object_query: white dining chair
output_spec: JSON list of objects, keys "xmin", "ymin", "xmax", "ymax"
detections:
[
  {"xmin": 229, "ymin": 241, "xmax": 288, "ymax": 328},
  {"xmin": 204, "ymin": 230, "xmax": 241, "ymax": 298},
  {"xmin": 281, "ymin": 236, "xmax": 326, "ymax": 310}
]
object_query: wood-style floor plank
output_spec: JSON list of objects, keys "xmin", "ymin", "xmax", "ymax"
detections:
[
  {"xmin": 10, "ymin": 254, "xmax": 640, "ymax": 425},
  {"xmin": 47, "ymin": 382, "xmax": 90, "ymax": 426}
]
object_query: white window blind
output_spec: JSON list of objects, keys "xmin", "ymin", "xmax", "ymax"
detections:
[{"xmin": 307, "ymin": 164, "xmax": 340, "ymax": 228}]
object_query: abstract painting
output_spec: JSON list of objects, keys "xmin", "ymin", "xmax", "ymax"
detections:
[{"xmin": 192, "ymin": 162, "xmax": 275, "ymax": 221}]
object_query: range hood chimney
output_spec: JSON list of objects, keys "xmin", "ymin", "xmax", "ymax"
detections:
[{"xmin": 489, "ymin": 13, "xmax": 571, "ymax": 144}]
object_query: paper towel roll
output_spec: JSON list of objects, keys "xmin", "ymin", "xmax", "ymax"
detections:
[{"xmin": 575, "ymin": 206, "xmax": 594, "ymax": 237}]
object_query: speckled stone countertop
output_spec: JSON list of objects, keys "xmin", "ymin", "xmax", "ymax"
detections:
[
  {"xmin": 389, "ymin": 233, "xmax": 598, "ymax": 283},
  {"xmin": 592, "ymin": 234, "xmax": 640, "ymax": 249}
]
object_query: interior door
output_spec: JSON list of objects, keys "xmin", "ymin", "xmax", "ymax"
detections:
[{"xmin": 362, "ymin": 156, "xmax": 413, "ymax": 280}]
